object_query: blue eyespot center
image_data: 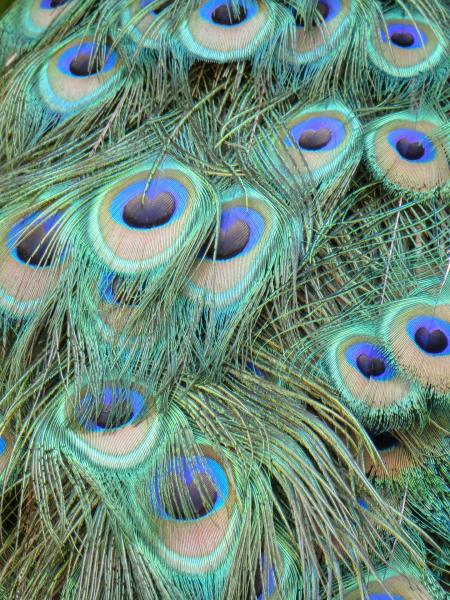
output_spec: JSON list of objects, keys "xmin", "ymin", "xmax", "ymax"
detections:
[
  {"xmin": 7, "ymin": 211, "xmax": 64, "ymax": 268},
  {"xmin": 286, "ymin": 116, "xmax": 345, "ymax": 152},
  {"xmin": 199, "ymin": 0, "xmax": 258, "ymax": 27},
  {"xmin": 407, "ymin": 316, "xmax": 450, "ymax": 356},
  {"xmin": 345, "ymin": 342, "xmax": 394, "ymax": 381},
  {"xmin": 151, "ymin": 456, "xmax": 229, "ymax": 521},
  {"xmin": 369, "ymin": 431, "xmax": 400, "ymax": 453},
  {"xmin": 380, "ymin": 23, "xmax": 427, "ymax": 50},
  {"xmin": 387, "ymin": 128, "xmax": 435, "ymax": 163},
  {"xmin": 77, "ymin": 386, "xmax": 145, "ymax": 432},
  {"xmin": 202, "ymin": 206, "xmax": 264, "ymax": 261}
]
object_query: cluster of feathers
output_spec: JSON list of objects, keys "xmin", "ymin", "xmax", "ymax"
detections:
[{"xmin": 0, "ymin": 0, "xmax": 449, "ymax": 598}]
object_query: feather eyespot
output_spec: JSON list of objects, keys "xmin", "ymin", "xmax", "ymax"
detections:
[
  {"xmin": 178, "ymin": 0, "xmax": 275, "ymax": 62},
  {"xmin": 152, "ymin": 456, "xmax": 228, "ymax": 521},
  {"xmin": 7, "ymin": 211, "xmax": 65, "ymax": 269},
  {"xmin": 381, "ymin": 297, "xmax": 450, "ymax": 394},
  {"xmin": 38, "ymin": 37, "xmax": 123, "ymax": 116},
  {"xmin": 19, "ymin": 0, "xmax": 75, "ymax": 40},
  {"xmin": 368, "ymin": 10, "xmax": 447, "ymax": 78},
  {"xmin": 121, "ymin": 0, "xmax": 173, "ymax": 49},
  {"xmin": 0, "ymin": 211, "xmax": 66, "ymax": 318},
  {"xmin": 288, "ymin": 0, "xmax": 352, "ymax": 64},
  {"xmin": 279, "ymin": 101, "xmax": 362, "ymax": 184},
  {"xmin": 365, "ymin": 111, "xmax": 449, "ymax": 195},
  {"xmin": 77, "ymin": 386, "xmax": 146, "ymax": 433},
  {"xmin": 185, "ymin": 186, "xmax": 285, "ymax": 310},
  {"xmin": 148, "ymin": 448, "xmax": 238, "ymax": 572},
  {"xmin": 63, "ymin": 383, "xmax": 159, "ymax": 467},
  {"xmin": 327, "ymin": 328, "xmax": 421, "ymax": 429},
  {"xmin": 88, "ymin": 158, "xmax": 216, "ymax": 275},
  {"xmin": 202, "ymin": 207, "xmax": 260, "ymax": 261}
]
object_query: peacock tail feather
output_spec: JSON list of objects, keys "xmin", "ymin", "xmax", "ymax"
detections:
[{"xmin": 0, "ymin": 0, "xmax": 449, "ymax": 598}]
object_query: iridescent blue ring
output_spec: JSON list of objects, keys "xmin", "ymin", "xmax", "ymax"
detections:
[
  {"xmin": 56, "ymin": 42, "xmax": 118, "ymax": 78},
  {"xmin": 150, "ymin": 456, "xmax": 229, "ymax": 521},
  {"xmin": 6, "ymin": 211, "xmax": 65, "ymax": 269},
  {"xmin": 380, "ymin": 23, "xmax": 427, "ymax": 49},
  {"xmin": 198, "ymin": 0, "xmax": 258, "ymax": 27},
  {"xmin": 77, "ymin": 386, "xmax": 146, "ymax": 432},
  {"xmin": 406, "ymin": 315, "xmax": 450, "ymax": 356},
  {"xmin": 345, "ymin": 342, "xmax": 396, "ymax": 381},
  {"xmin": 387, "ymin": 128, "xmax": 436, "ymax": 163},
  {"xmin": 109, "ymin": 178, "xmax": 187, "ymax": 229},
  {"xmin": 285, "ymin": 117, "xmax": 346, "ymax": 152}
]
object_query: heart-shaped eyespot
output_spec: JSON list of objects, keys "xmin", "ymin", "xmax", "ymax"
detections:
[
  {"xmin": 206, "ymin": 219, "xmax": 250, "ymax": 260},
  {"xmin": 211, "ymin": 3, "xmax": 248, "ymax": 26},
  {"xmin": 395, "ymin": 139, "xmax": 425, "ymax": 161},
  {"xmin": 390, "ymin": 31, "xmax": 414, "ymax": 47},
  {"xmin": 414, "ymin": 327, "xmax": 448, "ymax": 354},
  {"xmin": 298, "ymin": 128, "xmax": 331, "ymax": 150},
  {"xmin": 356, "ymin": 353, "xmax": 386, "ymax": 378},
  {"xmin": 122, "ymin": 192, "xmax": 176, "ymax": 229},
  {"xmin": 163, "ymin": 473, "xmax": 219, "ymax": 519}
]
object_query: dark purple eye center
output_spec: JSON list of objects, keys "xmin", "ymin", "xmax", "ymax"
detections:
[
  {"xmin": 356, "ymin": 354, "xmax": 386, "ymax": 378},
  {"xmin": 369, "ymin": 431, "xmax": 399, "ymax": 452},
  {"xmin": 211, "ymin": 3, "xmax": 247, "ymax": 25},
  {"xmin": 390, "ymin": 31, "xmax": 414, "ymax": 47},
  {"xmin": 152, "ymin": 0, "xmax": 173, "ymax": 14},
  {"xmin": 95, "ymin": 400, "xmax": 134, "ymax": 429},
  {"xmin": 16, "ymin": 223, "xmax": 56, "ymax": 267},
  {"xmin": 49, "ymin": 0, "xmax": 70, "ymax": 7},
  {"xmin": 298, "ymin": 128, "xmax": 331, "ymax": 150},
  {"xmin": 122, "ymin": 192, "xmax": 175, "ymax": 229},
  {"xmin": 69, "ymin": 51, "xmax": 104, "ymax": 76},
  {"xmin": 163, "ymin": 474, "xmax": 218, "ymax": 519},
  {"xmin": 295, "ymin": 1, "xmax": 329, "ymax": 27},
  {"xmin": 395, "ymin": 138, "xmax": 425, "ymax": 161},
  {"xmin": 414, "ymin": 327, "xmax": 448, "ymax": 354},
  {"xmin": 205, "ymin": 219, "xmax": 250, "ymax": 260}
]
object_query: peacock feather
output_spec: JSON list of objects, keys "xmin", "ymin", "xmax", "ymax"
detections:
[{"xmin": 0, "ymin": 0, "xmax": 449, "ymax": 598}]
